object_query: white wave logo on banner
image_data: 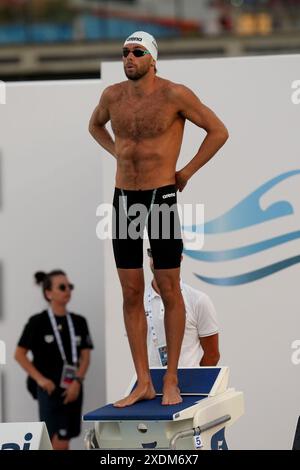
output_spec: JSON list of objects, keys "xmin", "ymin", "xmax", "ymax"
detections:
[{"xmin": 183, "ymin": 170, "xmax": 300, "ymax": 286}]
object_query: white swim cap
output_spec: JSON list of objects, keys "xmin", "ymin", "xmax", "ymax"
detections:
[{"xmin": 123, "ymin": 31, "xmax": 158, "ymax": 61}]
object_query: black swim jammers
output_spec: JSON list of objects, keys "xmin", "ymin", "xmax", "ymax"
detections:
[{"xmin": 112, "ymin": 184, "xmax": 183, "ymax": 269}]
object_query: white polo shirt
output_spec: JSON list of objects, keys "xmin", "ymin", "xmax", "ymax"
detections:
[{"xmin": 144, "ymin": 281, "xmax": 218, "ymax": 367}]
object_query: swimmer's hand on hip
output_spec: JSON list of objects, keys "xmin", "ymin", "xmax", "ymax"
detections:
[{"xmin": 175, "ymin": 169, "xmax": 189, "ymax": 192}]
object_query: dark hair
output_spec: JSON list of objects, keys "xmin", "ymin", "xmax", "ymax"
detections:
[{"xmin": 34, "ymin": 270, "xmax": 66, "ymax": 302}]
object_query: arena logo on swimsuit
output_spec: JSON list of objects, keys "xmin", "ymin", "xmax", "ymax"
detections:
[{"xmin": 0, "ymin": 432, "xmax": 33, "ymax": 450}]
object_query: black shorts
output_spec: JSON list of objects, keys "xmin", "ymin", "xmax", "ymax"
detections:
[
  {"xmin": 112, "ymin": 184, "xmax": 183, "ymax": 269},
  {"xmin": 37, "ymin": 386, "xmax": 83, "ymax": 441}
]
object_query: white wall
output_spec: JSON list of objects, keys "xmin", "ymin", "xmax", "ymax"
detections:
[
  {"xmin": 0, "ymin": 79, "xmax": 106, "ymax": 449},
  {"xmin": 102, "ymin": 55, "xmax": 300, "ymax": 449}
]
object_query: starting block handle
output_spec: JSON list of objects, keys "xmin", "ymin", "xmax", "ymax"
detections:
[{"xmin": 169, "ymin": 414, "xmax": 231, "ymax": 450}]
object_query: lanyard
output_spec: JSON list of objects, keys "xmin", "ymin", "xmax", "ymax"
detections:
[
  {"xmin": 47, "ymin": 308, "xmax": 78, "ymax": 365},
  {"xmin": 146, "ymin": 281, "xmax": 184, "ymax": 363},
  {"xmin": 146, "ymin": 288, "xmax": 162, "ymax": 348}
]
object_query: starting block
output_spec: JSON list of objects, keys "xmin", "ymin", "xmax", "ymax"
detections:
[{"xmin": 83, "ymin": 367, "xmax": 244, "ymax": 450}]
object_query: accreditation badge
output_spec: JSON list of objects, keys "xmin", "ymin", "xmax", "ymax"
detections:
[
  {"xmin": 158, "ymin": 345, "xmax": 168, "ymax": 367},
  {"xmin": 60, "ymin": 364, "xmax": 77, "ymax": 389}
]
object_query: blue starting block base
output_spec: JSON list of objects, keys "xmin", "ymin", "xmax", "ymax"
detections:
[
  {"xmin": 84, "ymin": 395, "xmax": 206, "ymax": 422},
  {"xmin": 84, "ymin": 368, "xmax": 222, "ymax": 422},
  {"xmin": 83, "ymin": 367, "xmax": 244, "ymax": 450}
]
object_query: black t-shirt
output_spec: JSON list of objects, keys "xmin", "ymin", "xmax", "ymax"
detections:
[{"xmin": 18, "ymin": 310, "xmax": 94, "ymax": 386}]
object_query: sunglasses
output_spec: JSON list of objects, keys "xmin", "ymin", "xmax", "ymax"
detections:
[
  {"xmin": 147, "ymin": 249, "xmax": 152, "ymax": 258},
  {"xmin": 123, "ymin": 48, "xmax": 150, "ymax": 58},
  {"xmin": 58, "ymin": 283, "xmax": 74, "ymax": 292}
]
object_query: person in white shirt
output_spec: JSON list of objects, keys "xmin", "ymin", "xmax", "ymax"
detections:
[{"xmin": 145, "ymin": 248, "xmax": 220, "ymax": 368}]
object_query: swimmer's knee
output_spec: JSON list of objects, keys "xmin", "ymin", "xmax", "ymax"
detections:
[
  {"xmin": 156, "ymin": 278, "xmax": 181, "ymax": 306},
  {"xmin": 122, "ymin": 284, "xmax": 144, "ymax": 309}
]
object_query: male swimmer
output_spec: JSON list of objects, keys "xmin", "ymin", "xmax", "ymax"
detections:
[{"xmin": 89, "ymin": 31, "xmax": 228, "ymax": 407}]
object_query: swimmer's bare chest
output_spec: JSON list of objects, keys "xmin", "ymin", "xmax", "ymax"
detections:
[{"xmin": 109, "ymin": 84, "xmax": 185, "ymax": 189}]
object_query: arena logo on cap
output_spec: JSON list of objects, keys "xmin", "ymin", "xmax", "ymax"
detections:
[{"xmin": 127, "ymin": 37, "xmax": 142, "ymax": 42}]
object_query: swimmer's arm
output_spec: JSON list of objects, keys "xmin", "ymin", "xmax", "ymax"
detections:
[
  {"xmin": 89, "ymin": 87, "xmax": 117, "ymax": 159},
  {"xmin": 173, "ymin": 84, "xmax": 229, "ymax": 181}
]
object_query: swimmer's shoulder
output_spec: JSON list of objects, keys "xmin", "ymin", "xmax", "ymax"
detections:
[
  {"xmin": 100, "ymin": 81, "xmax": 127, "ymax": 103},
  {"xmin": 162, "ymin": 79, "xmax": 194, "ymax": 99}
]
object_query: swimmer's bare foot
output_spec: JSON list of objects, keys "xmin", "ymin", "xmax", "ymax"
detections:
[
  {"xmin": 162, "ymin": 373, "xmax": 182, "ymax": 406},
  {"xmin": 113, "ymin": 382, "xmax": 156, "ymax": 408}
]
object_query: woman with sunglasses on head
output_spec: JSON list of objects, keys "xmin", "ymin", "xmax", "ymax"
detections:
[{"xmin": 14, "ymin": 269, "xmax": 93, "ymax": 450}]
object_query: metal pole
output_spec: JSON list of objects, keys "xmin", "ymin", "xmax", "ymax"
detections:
[
  {"xmin": 169, "ymin": 414, "xmax": 231, "ymax": 450},
  {"xmin": 84, "ymin": 428, "xmax": 97, "ymax": 449}
]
